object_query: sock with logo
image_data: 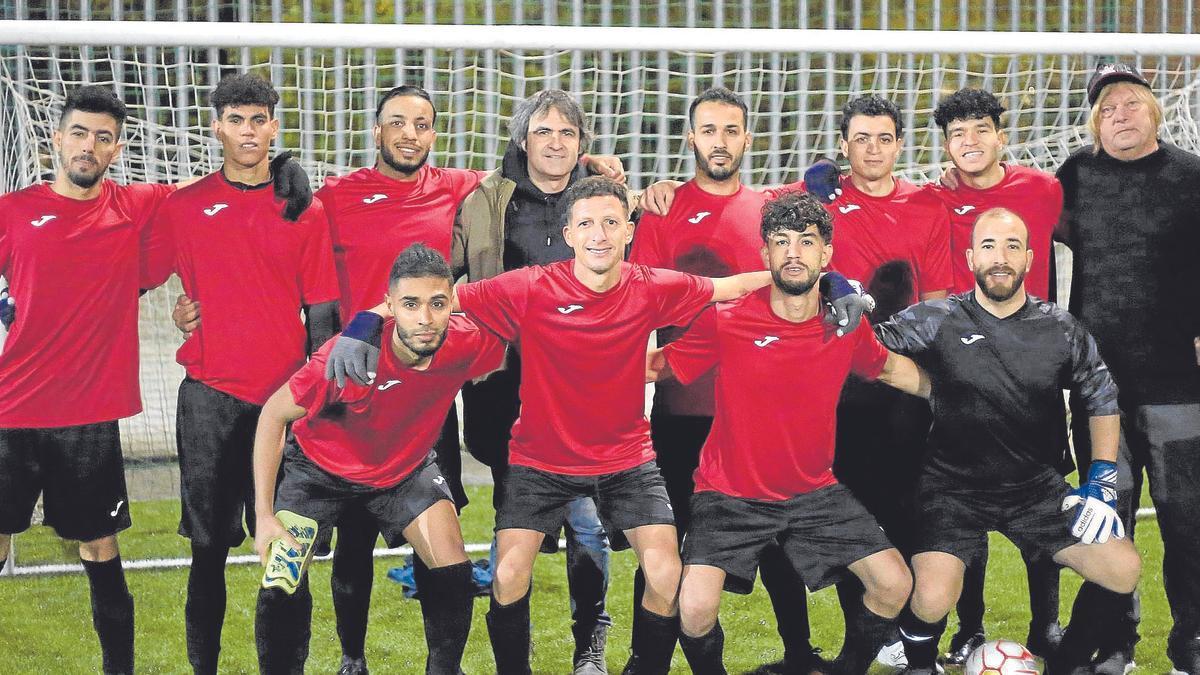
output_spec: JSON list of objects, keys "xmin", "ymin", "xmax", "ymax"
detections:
[
  {"xmin": 899, "ymin": 604, "xmax": 947, "ymax": 671},
  {"xmin": 82, "ymin": 556, "xmax": 135, "ymax": 675}
]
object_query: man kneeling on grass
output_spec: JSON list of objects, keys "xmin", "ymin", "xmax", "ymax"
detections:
[{"xmin": 250, "ymin": 244, "xmax": 505, "ymax": 675}]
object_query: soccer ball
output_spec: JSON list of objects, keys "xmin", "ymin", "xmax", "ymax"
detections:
[{"xmin": 963, "ymin": 639, "xmax": 1040, "ymax": 675}]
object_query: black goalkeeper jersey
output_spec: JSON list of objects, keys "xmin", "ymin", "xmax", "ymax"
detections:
[{"xmin": 875, "ymin": 292, "xmax": 1119, "ymax": 489}]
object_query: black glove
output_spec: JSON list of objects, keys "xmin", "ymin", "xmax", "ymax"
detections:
[
  {"xmin": 0, "ymin": 288, "xmax": 13, "ymax": 329},
  {"xmin": 819, "ymin": 271, "xmax": 873, "ymax": 337},
  {"xmin": 324, "ymin": 311, "xmax": 384, "ymax": 387},
  {"xmin": 270, "ymin": 151, "xmax": 313, "ymax": 222},
  {"xmin": 804, "ymin": 158, "xmax": 842, "ymax": 204}
]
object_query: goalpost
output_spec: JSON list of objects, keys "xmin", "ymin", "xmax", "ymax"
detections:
[{"xmin": 0, "ymin": 20, "xmax": 1194, "ymax": 574}]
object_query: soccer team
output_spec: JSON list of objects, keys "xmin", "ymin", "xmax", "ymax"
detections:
[{"xmin": 0, "ymin": 58, "xmax": 1197, "ymax": 675}]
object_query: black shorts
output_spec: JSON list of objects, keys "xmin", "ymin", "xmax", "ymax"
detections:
[
  {"xmin": 495, "ymin": 461, "xmax": 674, "ymax": 551},
  {"xmin": 176, "ymin": 378, "xmax": 261, "ymax": 548},
  {"xmin": 682, "ymin": 483, "xmax": 894, "ymax": 594},
  {"xmin": 273, "ymin": 441, "xmax": 453, "ymax": 549},
  {"xmin": 915, "ymin": 471, "xmax": 1079, "ymax": 565},
  {"xmin": 0, "ymin": 421, "xmax": 131, "ymax": 541}
]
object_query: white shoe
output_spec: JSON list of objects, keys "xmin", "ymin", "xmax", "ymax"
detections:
[{"xmin": 876, "ymin": 640, "xmax": 908, "ymax": 669}]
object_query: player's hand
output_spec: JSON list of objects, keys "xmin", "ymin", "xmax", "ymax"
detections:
[
  {"xmin": 325, "ymin": 311, "xmax": 384, "ymax": 387},
  {"xmin": 804, "ymin": 158, "xmax": 842, "ymax": 204},
  {"xmin": 270, "ymin": 151, "xmax": 313, "ymax": 222},
  {"xmin": 255, "ymin": 512, "xmax": 301, "ymax": 566},
  {"xmin": 584, "ymin": 154, "xmax": 626, "ymax": 184},
  {"xmin": 172, "ymin": 294, "xmax": 200, "ymax": 337},
  {"xmin": 820, "ymin": 272, "xmax": 874, "ymax": 337},
  {"xmin": 641, "ymin": 180, "xmax": 683, "ymax": 216},
  {"xmin": 0, "ymin": 288, "xmax": 15, "ymax": 330},
  {"xmin": 938, "ymin": 166, "xmax": 962, "ymax": 190},
  {"xmin": 1061, "ymin": 459, "xmax": 1124, "ymax": 544}
]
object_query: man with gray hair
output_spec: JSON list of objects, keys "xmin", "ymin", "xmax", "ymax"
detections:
[
  {"xmin": 452, "ymin": 88, "xmax": 629, "ymax": 674},
  {"xmin": 1055, "ymin": 62, "xmax": 1200, "ymax": 675}
]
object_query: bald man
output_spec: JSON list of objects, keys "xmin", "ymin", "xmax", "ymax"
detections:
[{"xmin": 871, "ymin": 209, "xmax": 1141, "ymax": 675}]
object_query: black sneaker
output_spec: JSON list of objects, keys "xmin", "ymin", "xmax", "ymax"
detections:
[
  {"xmin": 943, "ymin": 632, "xmax": 985, "ymax": 667},
  {"xmin": 337, "ymin": 655, "xmax": 369, "ymax": 675},
  {"xmin": 1027, "ymin": 622, "xmax": 1065, "ymax": 659},
  {"xmin": 573, "ymin": 623, "xmax": 609, "ymax": 675},
  {"xmin": 1092, "ymin": 648, "xmax": 1135, "ymax": 675}
]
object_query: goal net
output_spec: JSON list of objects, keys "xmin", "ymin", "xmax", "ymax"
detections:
[{"xmin": 1, "ymin": 24, "xmax": 1196, "ymax": 570}]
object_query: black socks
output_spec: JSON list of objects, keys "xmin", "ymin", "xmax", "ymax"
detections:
[
  {"xmin": 899, "ymin": 604, "xmax": 948, "ymax": 671},
  {"xmin": 487, "ymin": 591, "xmax": 533, "ymax": 675},
  {"xmin": 82, "ymin": 556, "xmax": 135, "ymax": 675},
  {"xmin": 628, "ymin": 605, "xmax": 680, "ymax": 674},
  {"xmin": 185, "ymin": 544, "xmax": 230, "ymax": 675},
  {"xmin": 416, "ymin": 560, "xmax": 474, "ymax": 675},
  {"xmin": 255, "ymin": 578, "xmax": 313, "ymax": 675},
  {"xmin": 331, "ymin": 520, "xmax": 378, "ymax": 661},
  {"xmin": 836, "ymin": 604, "xmax": 899, "ymax": 675},
  {"xmin": 679, "ymin": 620, "xmax": 727, "ymax": 675}
]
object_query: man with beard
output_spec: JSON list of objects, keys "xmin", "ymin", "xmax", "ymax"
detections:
[
  {"xmin": 647, "ymin": 191, "xmax": 925, "ymax": 675},
  {"xmin": 148, "ymin": 73, "xmax": 341, "ymax": 675},
  {"xmin": 875, "ymin": 208, "xmax": 1141, "ymax": 675},
  {"xmin": 252, "ymin": 244, "xmax": 504, "ymax": 675},
  {"xmin": 1055, "ymin": 62, "xmax": 1200, "ymax": 675},
  {"xmin": 330, "ymin": 176, "xmax": 775, "ymax": 674},
  {"xmin": 919, "ymin": 87, "xmax": 1068, "ymax": 666},
  {"xmin": 452, "ymin": 89, "xmax": 618, "ymax": 674}
]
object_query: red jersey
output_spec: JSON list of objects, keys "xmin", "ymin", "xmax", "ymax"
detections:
[
  {"xmin": 631, "ymin": 181, "xmax": 773, "ymax": 416},
  {"xmin": 455, "ymin": 260, "xmax": 715, "ymax": 475},
  {"xmin": 819, "ymin": 175, "xmax": 951, "ymax": 305},
  {"xmin": 290, "ymin": 316, "xmax": 505, "ymax": 487},
  {"xmin": 923, "ymin": 164, "xmax": 1062, "ymax": 299},
  {"xmin": 317, "ymin": 165, "xmax": 486, "ymax": 322},
  {"xmin": 664, "ymin": 287, "xmax": 888, "ymax": 500},
  {"xmin": 157, "ymin": 172, "xmax": 339, "ymax": 405},
  {"xmin": 0, "ymin": 180, "xmax": 173, "ymax": 427}
]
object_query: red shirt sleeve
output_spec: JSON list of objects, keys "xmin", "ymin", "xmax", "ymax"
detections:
[
  {"xmin": 297, "ymin": 198, "xmax": 340, "ymax": 305},
  {"xmin": 288, "ymin": 351, "xmax": 335, "ymax": 414},
  {"xmin": 466, "ymin": 325, "xmax": 508, "ymax": 379},
  {"xmin": 646, "ymin": 266, "xmax": 716, "ymax": 328},
  {"xmin": 850, "ymin": 323, "xmax": 889, "ymax": 380},
  {"xmin": 629, "ymin": 214, "xmax": 665, "ymax": 266},
  {"xmin": 918, "ymin": 206, "xmax": 953, "ymax": 296},
  {"xmin": 662, "ymin": 306, "xmax": 719, "ymax": 385},
  {"xmin": 453, "ymin": 267, "xmax": 535, "ymax": 343},
  {"xmin": 127, "ymin": 183, "xmax": 178, "ymax": 290},
  {"xmin": 762, "ymin": 180, "xmax": 806, "ymax": 200}
]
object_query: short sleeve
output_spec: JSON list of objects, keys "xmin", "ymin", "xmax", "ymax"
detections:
[
  {"xmin": 288, "ymin": 350, "xmax": 335, "ymax": 415},
  {"xmin": 466, "ymin": 323, "xmax": 508, "ymax": 379},
  {"xmin": 917, "ymin": 206, "xmax": 953, "ymax": 295},
  {"xmin": 662, "ymin": 306, "xmax": 720, "ymax": 385},
  {"xmin": 646, "ymin": 266, "xmax": 716, "ymax": 328},
  {"xmin": 849, "ymin": 323, "xmax": 889, "ymax": 380},
  {"xmin": 127, "ymin": 183, "xmax": 177, "ymax": 289},
  {"xmin": 448, "ymin": 168, "xmax": 488, "ymax": 202},
  {"xmin": 454, "ymin": 267, "xmax": 536, "ymax": 342},
  {"xmin": 629, "ymin": 214, "xmax": 666, "ymax": 267},
  {"xmin": 298, "ymin": 198, "xmax": 340, "ymax": 305}
]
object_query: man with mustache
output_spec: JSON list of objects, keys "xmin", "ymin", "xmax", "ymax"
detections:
[
  {"xmin": 875, "ymin": 208, "xmax": 1141, "ymax": 675},
  {"xmin": 648, "ymin": 191, "xmax": 926, "ymax": 675}
]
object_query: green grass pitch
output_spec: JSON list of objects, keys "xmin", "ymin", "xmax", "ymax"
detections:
[{"xmin": 0, "ymin": 485, "xmax": 1171, "ymax": 674}]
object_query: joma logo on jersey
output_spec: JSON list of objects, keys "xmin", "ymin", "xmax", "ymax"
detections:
[
  {"xmin": 203, "ymin": 203, "xmax": 229, "ymax": 216},
  {"xmin": 362, "ymin": 193, "xmax": 387, "ymax": 204},
  {"xmin": 960, "ymin": 334, "xmax": 986, "ymax": 345},
  {"xmin": 29, "ymin": 214, "xmax": 56, "ymax": 227},
  {"xmin": 837, "ymin": 204, "xmax": 861, "ymax": 214},
  {"xmin": 754, "ymin": 335, "xmax": 780, "ymax": 347},
  {"xmin": 376, "ymin": 379, "xmax": 402, "ymax": 391},
  {"xmin": 557, "ymin": 304, "xmax": 584, "ymax": 315},
  {"xmin": 954, "ymin": 205, "xmax": 976, "ymax": 216},
  {"xmin": 687, "ymin": 211, "xmax": 712, "ymax": 224}
]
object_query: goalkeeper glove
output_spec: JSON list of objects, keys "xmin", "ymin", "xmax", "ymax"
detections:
[
  {"xmin": 819, "ymin": 272, "xmax": 874, "ymax": 337},
  {"xmin": 804, "ymin": 158, "xmax": 842, "ymax": 204},
  {"xmin": 270, "ymin": 151, "xmax": 313, "ymax": 222},
  {"xmin": 0, "ymin": 288, "xmax": 14, "ymax": 329},
  {"xmin": 1061, "ymin": 460, "xmax": 1124, "ymax": 544},
  {"xmin": 325, "ymin": 311, "xmax": 383, "ymax": 388}
]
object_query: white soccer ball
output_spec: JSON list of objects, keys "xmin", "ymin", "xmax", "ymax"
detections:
[{"xmin": 963, "ymin": 639, "xmax": 1040, "ymax": 675}]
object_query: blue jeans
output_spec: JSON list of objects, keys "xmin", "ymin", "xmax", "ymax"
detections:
[{"xmin": 490, "ymin": 495, "xmax": 612, "ymax": 631}]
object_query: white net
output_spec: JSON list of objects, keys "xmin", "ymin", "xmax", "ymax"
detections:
[{"xmin": 3, "ymin": 38, "xmax": 1200, "ymax": 508}]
